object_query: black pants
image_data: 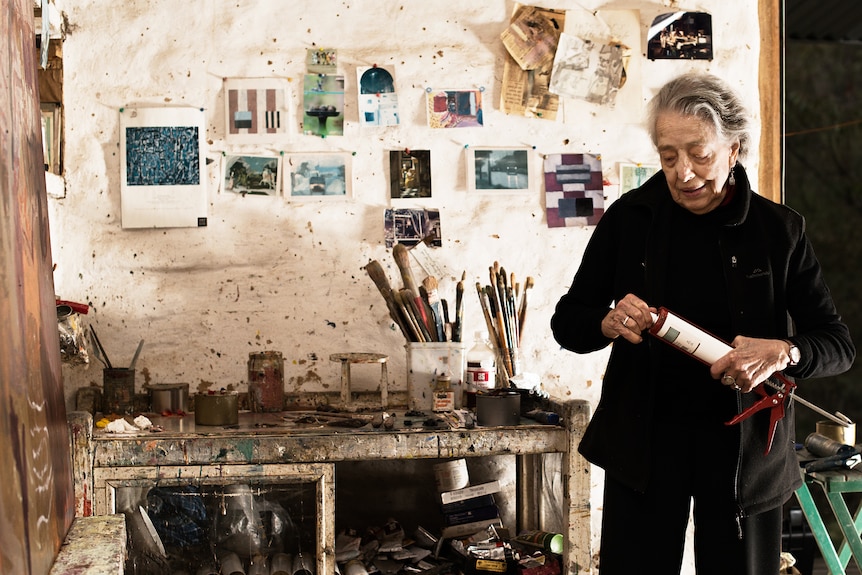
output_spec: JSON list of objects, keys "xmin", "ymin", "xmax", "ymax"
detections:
[{"xmin": 597, "ymin": 472, "xmax": 782, "ymax": 574}]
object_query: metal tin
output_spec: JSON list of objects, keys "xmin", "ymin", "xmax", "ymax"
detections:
[
  {"xmin": 248, "ymin": 351, "xmax": 284, "ymax": 412},
  {"xmin": 146, "ymin": 383, "xmax": 188, "ymax": 413},
  {"xmin": 476, "ymin": 390, "xmax": 521, "ymax": 427},
  {"xmin": 194, "ymin": 392, "xmax": 239, "ymax": 426},
  {"xmin": 103, "ymin": 368, "xmax": 135, "ymax": 414}
]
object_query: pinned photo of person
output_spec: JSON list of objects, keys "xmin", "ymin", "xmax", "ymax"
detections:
[
  {"xmin": 306, "ymin": 48, "xmax": 337, "ymax": 74},
  {"xmin": 384, "ymin": 208, "xmax": 441, "ymax": 248},
  {"xmin": 224, "ymin": 154, "xmax": 280, "ymax": 196},
  {"xmin": 647, "ymin": 12, "xmax": 713, "ymax": 60},
  {"xmin": 358, "ymin": 65, "xmax": 399, "ymax": 127},
  {"xmin": 389, "ymin": 150, "xmax": 431, "ymax": 199},
  {"xmin": 303, "ymin": 74, "xmax": 345, "ymax": 137}
]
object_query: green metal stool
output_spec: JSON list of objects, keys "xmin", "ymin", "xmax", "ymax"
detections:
[{"xmin": 795, "ymin": 467, "xmax": 862, "ymax": 574}]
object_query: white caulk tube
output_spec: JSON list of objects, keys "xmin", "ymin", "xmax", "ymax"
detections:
[{"xmin": 648, "ymin": 307, "xmax": 732, "ymax": 365}]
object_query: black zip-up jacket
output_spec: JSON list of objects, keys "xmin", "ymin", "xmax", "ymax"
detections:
[{"xmin": 551, "ymin": 165, "xmax": 855, "ymax": 515}]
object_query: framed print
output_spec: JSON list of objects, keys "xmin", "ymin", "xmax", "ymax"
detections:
[
  {"xmin": 120, "ymin": 106, "xmax": 207, "ymax": 228},
  {"xmin": 467, "ymin": 148, "xmax": 530, "ymax": 193},
  {"xmin": 619, "ymin": 163, "xmax": 660, "ymax": 194},
  {"xmin": 389, "ymin": 150, "xmax": 431, "ymax": 199},
  {"xmin": 303, "ymin": 75, "xmax": 345, "ymax": 137},
  {"xmin": 426, "ymin": 89, "xmax": 484, "ymax": 128},
  {"xmin": 224, "ymin": 154, "xmax": 281, "ymax": 196},
  {"xmin": 223, "ymin": 77, "xmax": 291, "ymax": 143},
  {"xmin": 284, "ymin": 152, "xmax": 350, "ymax": 200},
  {"xmin": 543, "ymin": 152, "xmax": 604, "ymax": 228}
]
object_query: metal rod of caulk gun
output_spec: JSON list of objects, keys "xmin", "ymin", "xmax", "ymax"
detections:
[{"xmin": 762, "ymin": 378, "xmax": 852, "ymax": 427}]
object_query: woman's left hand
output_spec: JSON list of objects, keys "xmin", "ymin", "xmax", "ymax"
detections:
[{"xmin": 709, "ymin": 336, "xmax": 794, "ymax": 393}]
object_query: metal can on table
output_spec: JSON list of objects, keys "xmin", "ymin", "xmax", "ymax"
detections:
[{"xmin": 248, "ymin": 351, "xmax": 284, "ymax": 412}]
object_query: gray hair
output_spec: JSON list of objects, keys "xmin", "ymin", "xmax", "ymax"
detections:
[{"xmin": 647, "ymin": 73, "xmax": 751, "ymax": 162}]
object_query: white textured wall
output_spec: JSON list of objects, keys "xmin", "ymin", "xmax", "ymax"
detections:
[{"xmin": 48, "ymin": 1, "xmax": 762, "ymax": 569}]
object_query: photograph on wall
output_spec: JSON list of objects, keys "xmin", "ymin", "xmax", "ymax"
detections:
[
  {"xmin": 357, "ymin": 65, "xmax": 399, "ymax": 127},
  {"xmin": 543, "ymin": 152, "xmax": 604, "ymax": 228},
  {"xmin": 426, "ymin": 89, "xmax": 484, "ymax": 129},
  {"xmin": 224, "ymin": 154, "xmax": 280, "ymax": 196},
  {"xmin": 384, "ymin": 208, "xmax": 442, "ymax": 248},
  {"xmin": 307, "ymin": 48, "xmax": 337, "ymax": 74},
  {"xmin": 223, "ymin": 78, "xmax": 290, "ymax": 144},
  {"xmin": 284, "ymin": 152, "xmax": 350, "ymax": 199},
  {"xmin": 120, "ymin": 106, "xmax": 207, "ymax": 228},
  {"xmin": 549, "ymin": 33, "xmax": 626, "ymax": 106},
  {"xmin": 467, "ymin": 148, "xmax": 530, "ymax": 193},
  {"xmin": 647, "ymin": 12, "xmax": 713, "ymax": 60},
  {"xmin": 303, "ymin": 74, "xmax": 345, "ymax": 137},
  {"xmin": 619, "ymin": 163, "xmax": 660, "ymax": 194},
  {"xmin": 389, "ymin": 150, "xmax": 431, "ymax": 199}
]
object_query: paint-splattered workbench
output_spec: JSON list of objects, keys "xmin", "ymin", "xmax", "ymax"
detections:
[{"xmin": 68, "ymin": 399, "xmax": 591, "ymax": 574}]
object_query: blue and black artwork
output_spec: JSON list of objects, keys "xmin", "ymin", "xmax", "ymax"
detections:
[{"xmin": 126, "ymin": 126, "xmax": 200, "ymax": 186}]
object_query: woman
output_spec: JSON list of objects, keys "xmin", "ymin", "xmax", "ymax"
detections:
[{"xmin": 551, "ymin": 72, "xmax": 855, "ymax": 574}]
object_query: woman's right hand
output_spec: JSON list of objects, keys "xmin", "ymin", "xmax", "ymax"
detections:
[{"xmin": 601, "ymin": 294, "xmax": 656, "ymax": 343}]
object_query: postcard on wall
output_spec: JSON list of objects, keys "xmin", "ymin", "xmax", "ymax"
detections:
[
  {"xmin": 120, "ymin": 106, "xmax": 207, "ymax": 229},
  {"xmin": 389, "ymin": 150, "xmax": 431, "ymax": 199},
  {"xmin": 467, "ymin": 148, "xmax": 530, "ymax": 193},
  {"xmin": 307, "ymin": 48, "xmax": 338, "ymax": 74},
  {"xmin": 619, "ymin": 163, "xmax": 660, "ymax": 194},
  {"xmin": 224, "ymin": 154, "xmax": 280, "ymax": 196},
  {"xmin": 223, "ymin": 78, "xmax": 290, "ymax": 144},
  {"xmin": 549, "ymin": 33, "xmax": 625, "ymax": 106},
  {"xmin": 543, "ymin": 153, "xmax": 604, "ymax": 228},
  {"xmin": 357, "ymin": 65, "xmax": 399, "ymax": 127},
  {"xmin": 284, "ymin": 152, "xmax": 350, "ymax": 200},
  {"xmin": 384, "ymin": 208, "xmax": 442, "ymax": 248},
  {"xmin": 500, "ymin": 4, "xmax": 563, "ymax": 71},
  {"xmin": 303, "ymin": 74, "xmax": 345, "ymax": 137},
  {"xmin": 647, "ymin": 12, "xmax": 713, "ymax": 60},
  {"xmin": 426, "ymin": 89, "xmax": 484, "ymax": 128}
]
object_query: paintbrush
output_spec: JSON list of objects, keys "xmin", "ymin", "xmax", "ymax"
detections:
[
  {"xmin": 453, "ymin": 272, "xmax": 465, "ymax": 342},
  {"xmin": 422, "ymin": 276, "xmax": 445, "ymax": 342},
  {"xmin": 89, "ymin": 325, "xmax": 112, "ymax": 369},
  {"xmin": 518, "ymin": 276, "xmax": 534, "ymax": 345},
  {"xmin": 129, "ymin": 339, "xmax": 145, "ymax": 370}
]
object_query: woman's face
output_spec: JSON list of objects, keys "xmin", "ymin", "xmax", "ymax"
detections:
[{"xmin": 655, "ymin": 111, "xmax": 740, "ymax": 215}]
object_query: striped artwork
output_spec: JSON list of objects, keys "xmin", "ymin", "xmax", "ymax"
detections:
[{"xmin": 224, "ymin": 78, "xmax": 289, "ymax": 142}]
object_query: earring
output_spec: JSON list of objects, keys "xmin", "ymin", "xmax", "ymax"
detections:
[{"xmin": 728, "ymin": 164, "xmax": 736, "ymax": 187}]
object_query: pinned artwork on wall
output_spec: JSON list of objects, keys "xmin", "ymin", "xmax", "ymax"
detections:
[
  {"xmin": 284, "ymin": 152, "xmax": 350, "ymax": 200},
  {"xmin": 307, "ymin": 47, "xmax": 337, "ymax": 75},
  {"xmin": 303, "ymin": 74, "xmax": 345, "ymax": 137},
  {"xmin": 619, "ymin": 163, "xmax": 660, "ymax": 194},
  {"xmin": 224, "ymin": 154, "xmax": 280, "ymax": 196},
  {"xmin": 426, "ymin": 89, "xmax": 484, "ymax": 128},
  {"xmin": 357, "ymin": 65, "xmax": 399, "ymax": 127},
  {"xmin": 223, "ymin": 78, "xmax": 291, "ymax": 143},
  {"xmin": 647, "ymin": 12, "xmax": 713, "ymax": 60},
  {"xmin": 389, "ymin": 150, "xmax": 431, "ymax": 199},
  {"xmin": 120, "ymin": 106, "xmax": 207, "ymax": 228},
  {"xmin": 544, "ymin": 152, "xmax": 604, "ymax": 228},
  {"xmin": 467, "ymin": 148, "xmax": 531, "ymax": 193},
  {"xmin": 549, "ymin": 33, "xmax": 626, "ymax": 106},
  {"xmin": 384, "ymin": 208, "xmax": 442, "ymax": 248}
]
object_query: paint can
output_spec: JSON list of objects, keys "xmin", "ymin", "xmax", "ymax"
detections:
[
  {"xmin": 103, "ymin": 368, "xmax": 135, "ymax": 414},
  {"xmin": 476, "ymin": 389, "xmax": 521, "ymax": 427},
  {"xmin": 433, "ymin": 458, "xmax": 470, "ymax": 492},
  {"xmin": 248, "ymin": 351, "xmax": 284, "ymax": 412},
  {"xmin": 194, "ymin": 391, "xmax": 239, "ymax": 426}
]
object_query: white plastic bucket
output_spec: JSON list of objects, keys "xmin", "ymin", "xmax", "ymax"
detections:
[{"xmin": 405, "ymin": 342, "xmax": 466, "ymax": 411}]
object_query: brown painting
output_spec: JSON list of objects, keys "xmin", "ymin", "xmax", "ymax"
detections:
[{"xmin": 0, "ymin": 0, "xmax": 75, "ymax": 573}]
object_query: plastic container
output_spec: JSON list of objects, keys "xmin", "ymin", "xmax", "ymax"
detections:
[
  {"xmin": 406, "ymin": 342, "xmax": 466, "ymax": 411},
  {"xmin": 466, "ymin": 330, "xmax": 496, "ymax": 408},
  {"xmin": 514, "ymin": 530, "xmax": 564, "ymax": 555}
]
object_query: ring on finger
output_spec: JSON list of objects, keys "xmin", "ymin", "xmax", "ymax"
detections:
[
  {"xmin": 622, "ymin": 316, "xmax": 630, "ymax": 327},
  {"xmin": 721, "ymin": 373, "xmax": 736, "ymax": 387}
]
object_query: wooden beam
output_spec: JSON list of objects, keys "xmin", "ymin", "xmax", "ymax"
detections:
[{"xmin": 759, "ymin": 0, "xmax": 784, "ymax": 203}]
